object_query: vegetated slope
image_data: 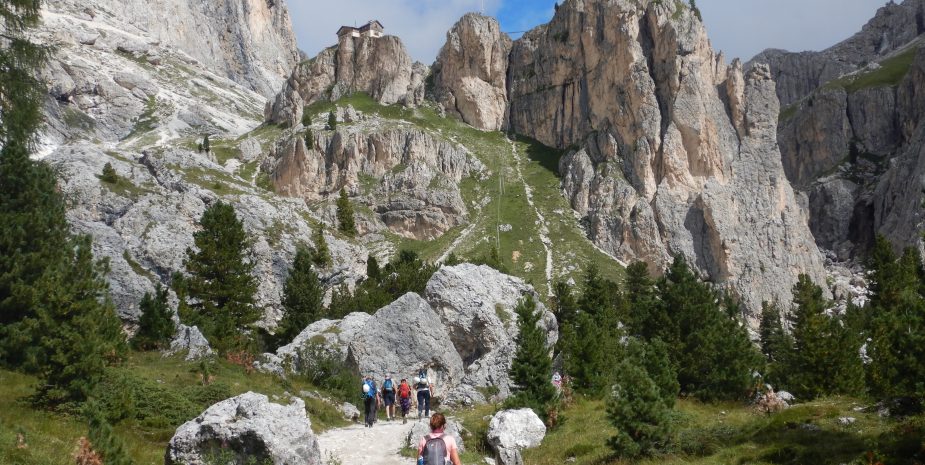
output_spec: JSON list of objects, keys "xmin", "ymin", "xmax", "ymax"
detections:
[{"xmin": 264, "ymin": 93, "xmax": 625, "ymax": 295}]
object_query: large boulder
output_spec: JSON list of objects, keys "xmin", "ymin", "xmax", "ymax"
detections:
[
  {"xmin": 432, "ymin": 13, "xmax": 512, "ymax": 131},
  {"xmin": 348, "ymin": 293, "xmax": 465, "ymax": 393},
  {"xmin": 276, "ymin": 312, "xmax": 373, "ymax": 368},
  {"xmin": 487, "ymin": 409, "xmax": 546, "ymax": 465},
  {"xmin": 165, "ymin": 392, "xmax": 321, "ymax": 465},
  {"xmin": 425, "ymin": 264, "xmax": 558, "ymax": 404},
  {"xmin": 164, "ymin": 324, "xmax": 213, "ymax": 361}
]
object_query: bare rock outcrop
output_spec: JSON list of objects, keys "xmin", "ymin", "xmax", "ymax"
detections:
[
  {"xmin": 425, "ymin": 264, "xmax": 557, "ymax": 404},
  {"xmin": 487, "ymin": 409, "xmax": 546, "ymax": 465},
  {"xmin": 267, "ymin": 119, "xmax": 484, "ymax": 240},
  {"xmin": 268, "ymin": 33, "xmax": 427, "ymax": 127},
  {"xmin": 507, "ymin": 0, "xmax": 826, "ymax": 317},
  {"xmin": 45, "ymin": 0, "xmax": 298, "ymax": 98},
  {"xmin": 432, "ymin": 13, "xmax": 512, "ymax": 131},
  {"xmin": 751, "ymin": 0, "xmax": 925, "ymax": 106},
  {"xmin": 165, "ymin": 392, "xmax": 321, "ymax": 465}
]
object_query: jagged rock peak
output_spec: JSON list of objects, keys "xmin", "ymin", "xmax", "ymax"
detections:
[
  {"xmin": 267, "ymin": 29, "xmax": 427, "ymax": 127},
  {"xmin": 432, "ymin": 13, "xmax": 512, "ymax": 131},
  {"xmin": 45, "ymin": 0, "xmax": 300, "ymax": 98},
  {"xmin": 509, "ymin": 0, "xmax": 827, "ymax": 318}
]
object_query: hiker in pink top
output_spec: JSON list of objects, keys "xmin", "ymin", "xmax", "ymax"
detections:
[{"xmin": 416, "ymin": 413, "xmax": 461, "ymax": 465}]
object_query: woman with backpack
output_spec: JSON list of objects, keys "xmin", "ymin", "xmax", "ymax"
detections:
[
  {"xmin": 362, "ymin": 375, "xmax": 379, "ymax": 428},
  {"xmin": 417, "ymin": 413, "xmax": 461, "ymax": 465},
  {"xmin": 414, "ymin": 369, "xmax": 434, "ymax": 420},
  {"xmin": 381, "ymin": 374, "xmax": 397, "ymax": 421},
  {"xmin": 397, "ymin": 378, "xmax": 413, "ymax": 424}
]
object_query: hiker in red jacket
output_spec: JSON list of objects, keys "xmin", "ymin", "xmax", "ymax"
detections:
[{"xmin": 397, "ymin": 378, "xmax": 413, "ymax": 424}]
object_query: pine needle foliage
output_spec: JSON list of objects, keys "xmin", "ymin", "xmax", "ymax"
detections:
[
  {"xmin": 508, "ymin": 295, "xmax": 556, "ymax": 415},
  {"xmin": 335, "ymin": 189, "xmax": 357, "ymax": 236},
  {"xmin": 132, "ymin": 285, "xmax": 175, "ymax": 350},
  {"xmin": 277, "ymin": 246, "xmax": 324, "ymax": 346}
]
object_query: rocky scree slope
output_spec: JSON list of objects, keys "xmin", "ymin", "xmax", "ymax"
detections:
[
  {"xmin": 758, "ymin": 0, "xmax": 925, "ymax": 260},
  {"xmin": 505, "ymin": 0, "xmax": 826, "ymax": 317}
]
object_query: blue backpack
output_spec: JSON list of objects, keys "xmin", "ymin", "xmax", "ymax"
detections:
[
  {"xmin": 383, "ymin": 378, "xmax": 394, "ymax": 392},
  {"xmin": 364, "ymin": 380, "xmax": 376, "ymax": 398}
]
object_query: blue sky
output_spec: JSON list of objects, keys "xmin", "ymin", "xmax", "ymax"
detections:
[{"xmin": 289, "ymin": 0, "xmax": 884, "ymax": 64}]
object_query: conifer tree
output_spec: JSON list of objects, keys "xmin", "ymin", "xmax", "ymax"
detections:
[
  {"xmin": 758, "ymin": 301, "xmax": 790, "ymax": 385},
  {"xmin": 311, "ymin": 224, "xmax": 332, "ymax": 268},
  {"xmin": 626, "ymin": 338, "xmax": 679, "ymax": 409},
  {"xmin": 301, "ymin": 110, "xmax": 312, "ymax": 128},
  {"xmin": 327, "ymin": 110, "xmax": 337, "ymax": 130},
  {"xmin": 182, "ymin": 201, "xmax": 258, "ymax": 353},
  {"xmin": 623, "ymin": 261, "xmax": 659, "ymax": 338},
  {"xmin": 277, "ymin": 246, "xmax": 324, "ymax": 346},
  {"xmin": 607, "ymin": 357, "xmax": 673, "ymax": 458},
  {"xmin": 202, "ymin": 134, "xmax": 210, "ymax": 153},
  {"xmin": 785, "ymin": 274, "xmax": 864, "ymax": 400},
  {"xmin": 866, "ymin": 240, "xmax": 925, "ymax": 411},
  {"xmin": 100, "ymin": 162, "xmax": 118, "ymax": 184},
  {"xmin": 509, "ymin": 296, "xmax": 556, "ymax": 413},
  {"xmin": 30, "ymin": 236, "xmax": 127, "ymax": 405},
  {"xmin": 132, "ymin": 285, "xmax": 175, "ymax": 350},
  {"xmin": 366, "ymin": 254, "xmax": 381, "ymax": 281},
  {"xmin": 304, "ymin": 128, "xmax": 314, "ymax": 149},
  {"xmin": 0, "ymin": 0, "xmax": 126, "ymax": 406},
  {"xmin": 335, "ymin": 189, "xmax": 357, "ymax": 236},
  {"xmin": 552, "ymin": 281, "xmax": 578, "ymax": 326},
  {"xmin": 658, "ymin": 256, "xmax": 760, "ymax": 400}
]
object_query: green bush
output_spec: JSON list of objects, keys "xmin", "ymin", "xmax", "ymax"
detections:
[{"xmin": 101, "ymin": 162, "xmax": 118, "ymax": 184}]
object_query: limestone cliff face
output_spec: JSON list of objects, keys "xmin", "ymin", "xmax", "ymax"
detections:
[
  {"xmin": 508, "ymin": 0, "xmax": 826, "ymax": 316},
  {"xmin": 265, "ymin": 112, "xmax": 484, "ymax": 240},
  {"xmin": 46, "ymin": 0, "xmax": 299, "ymax": 98},
  {"xmin": 431, "ymin": 13, "xmax": 512, "ymax": 131},
  {"xmin": 752, "ymin": 0, "xmax": 925, "ymax": 106},
  {"xmin": 778, "ymin": 47, "xmax": 925, "ymax": 258},
  {"xmin": 267, "ymin": 35, "xmax": 427, "ymax": 127}
]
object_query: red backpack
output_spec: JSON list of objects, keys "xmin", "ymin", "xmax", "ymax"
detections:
[{"xmin": 399, "ymin": 382, "xmax": 412, "ymax": 399}]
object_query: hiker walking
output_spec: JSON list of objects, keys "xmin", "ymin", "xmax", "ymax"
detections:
[
  {"xmin": 381, "ymin": 374, "xmax": 397, "ymax": 421},
  {"xmin": 417, "ymin": 413, "xmax": 462, "ymax": 465},
  {"xmin": 362, "ymin": 375, "xmax": 379, "ymax": 428},
  {"xmin": 397, "ymin": 378, "xmax": 413, "ymax": 424},
  {"xmin": 414, "ymin": 369, "xmax": 433, "ymax": 420}
]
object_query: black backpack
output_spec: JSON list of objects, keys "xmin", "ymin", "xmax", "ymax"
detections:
[{"xmin": 422, "ymin": 435, "xmax": 447, "ymax": 465}]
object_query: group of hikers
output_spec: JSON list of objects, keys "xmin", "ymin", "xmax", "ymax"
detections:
[
  {"xmin": 361, "ymin": 369, "xmax": 434, "ymax": 427},
  {"xmin": 360, "ymin": 370, "xmax": 461, "ymax": 464}
]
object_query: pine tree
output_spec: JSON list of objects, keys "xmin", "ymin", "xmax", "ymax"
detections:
[
  {"xmin": 327, "ymin": 110, "xmax": 337, "ymax": 130},
  {"xmin": 623, "ymin": 261, "xmax": 659, "ymax": 338},
  {"xmin": 30, "ymin": 236, "xmax": 127, "ymax": 405},
  {"xmin": 304, "ymin": 129, "xmax": 314, "ymax": 149},
  {"xmin": 607, "ymin": 357, "xmax": 673, "ymax": 458},
  {"xmin": 508, "ymin": 296, "xmax": 556, "ymax": 414},
  {"xmin": 100, "ymin": 163, "xmax": 118, "ymax": 184},
  {"xmin": 311, "ymin": 224, "xmax": 332, "ymax": 268},
  {"xmin": 132, "ymin": 285, "xmax": 175, "ymax": 350},
  {"xmin": 301, "ymin": 110, "xmax": 312, "ymax": 128},
  {"xmin": 0, "ymin": 0, "xmax": 126, "ymax": 406},
  {"xmin": 785, "ymin": 274, "xmax": 864, "ymax": 400},
  {"xmin": 84, "ymin": 403, "xmax": 134, "ymax": 465},
  {"xmin": 366, "ymin": 254, "xmax": 381, "ymax": 281},
  {"xmin": 202, "ymin": 134, "xmax": 210, "ymax": 153},
  {"xmin": 758, "ymin": 301, "xmax": 790, "ymax": 386},
  {"xmin": 552, "ymin": 281, "xmax": 578, "ymax": 327},
  {"xmin": 626, "ymin": 338, "xmax": 679, "ymax": 409},
  {"xmin": 866, "ymin": 240, "xmax": 925, "ymax": 411},
  {"xmin": 277, "ymin": 246, "xmax": 324, "ymax": 346},
  {"xmin": 182, "ymin": 201, "xmax": 258, "ymax": 353},
  {"xmin": 335, "ymin": 189, "xmax": 357, "ymax": 236},
  {"xmin": 658, "ymin": 256, "xmax": 761, "ymax": 400}
]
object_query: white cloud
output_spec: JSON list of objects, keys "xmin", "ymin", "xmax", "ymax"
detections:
[{"xmin": 288, "ymin": 0, "xmax": 503, "ymax": 64}]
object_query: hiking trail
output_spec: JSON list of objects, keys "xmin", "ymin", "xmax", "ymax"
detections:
[
  {"xmin": 318, "ymin": 420, "xmax": 417, "ymax": 465},
  {"xmin": 509, "ymin": 138, "xmax": 554, "ymax": 296}
]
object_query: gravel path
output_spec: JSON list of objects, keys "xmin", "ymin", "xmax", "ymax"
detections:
[{"xmin": 318, "ymin": 420, "xmax": 418, "ymax": 465}]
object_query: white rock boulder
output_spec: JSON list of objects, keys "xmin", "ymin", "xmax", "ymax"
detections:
[
  {"xmin": 165, "ymin": 392, "xmax": 321, "ymax": 465},
  {"xmin": 164, "ymin": 324, "xmax": 213, "ymax": 361},
  {"xmin": 487, "ymin": 409, "xmax": 546, "ymax": 465}
]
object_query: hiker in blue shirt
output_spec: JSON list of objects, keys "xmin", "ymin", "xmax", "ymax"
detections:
[
  {"xmin": 381, "ymin": 374, "xmax": 397, "ymax": 421},
  {"xmin": 362, "ymin": 375, "xmax": 380, "ymax": 428}
]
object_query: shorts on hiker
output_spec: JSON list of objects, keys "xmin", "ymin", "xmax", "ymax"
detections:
[
  {"xmin": 383, "ymin": 391, "xmax": 395, "ymax": 406},
  {"xmin": 417, "ymin": 390, "xmax": 431, "ymax": 416}
]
